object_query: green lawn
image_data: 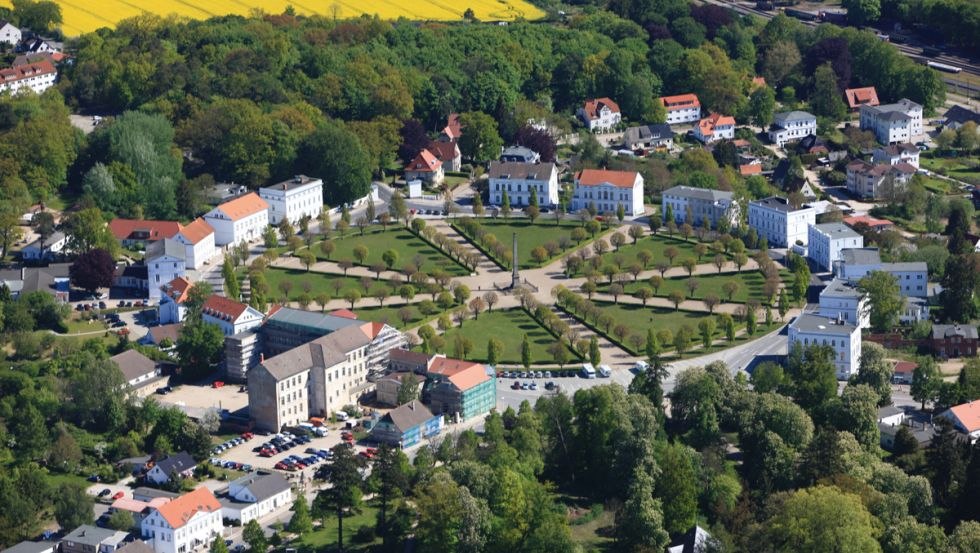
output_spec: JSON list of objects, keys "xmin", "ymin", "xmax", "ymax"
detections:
[
  {"xmin": 295, "ymin": 506, "xmax": 379, "ymax": 551},
  {"xmin": 566, "ymin": 301, "xmax": 775, "ymax": 357},
  {"xmin": 315, "ymin": 226, "xmax": 468, "ymax": 276},
  {"xmin": 347, "ymin": 304, "xmax": 433, "ymax": 329},
  {"xmin": 440, "ymin": 308, "xmax": 579, "ymax": 364},
  {"xmin": 920, "ymin": 153, "xmax": 980, "ymax": 186},
  {"xmin": 263, "ymin": 268, "xmax": 394, "ymax": 304},
  {"xmin": 453, "ymin": 218, "xmax": 597, "ymax": 269},
  {"xmin": 575, "ymin": 234, "xmax": 730, "ymax": 276},
  {"xmin": 596, "ymin": 268, "xmax": 792, "ymax": 304}
]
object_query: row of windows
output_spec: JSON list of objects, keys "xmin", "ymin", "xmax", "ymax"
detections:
[{"xmin": 577, "ymin": 190, "xmax": 631, "ymax": 201}]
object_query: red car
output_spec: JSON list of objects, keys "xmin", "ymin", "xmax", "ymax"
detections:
[
  {"xmin": 274, "ymin": 461, "xmax": 288, "ymax": 470},
  {"xmin": 240, "ymin": 432, "xmax": 254, "ymax": 440},
  {"xmin": 111, "ymin": 491, "xmax": 125, "ymax": 501},
  {"xmin": 212, "ymin": 381, "xmax": 224, "ymax": 388},
  {"xmin": 259, "ymin": 448, "xmax": 275, "ymax": 457},
  {"xmin": 359, "ymin": 450, "xmax": 375, "ymax": 460}
]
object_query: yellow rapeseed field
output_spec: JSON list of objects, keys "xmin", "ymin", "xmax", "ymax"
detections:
[{"xmin": 0, "ymin": 0, "xmax": 546, "ymax": 36}]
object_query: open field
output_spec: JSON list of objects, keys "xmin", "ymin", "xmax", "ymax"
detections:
[
  {"xmin": 440, "ymin": 308, "xmax": 579, "ymax": 365},
  {"xmin": 262, "ymin": 267, "xmax": 391, "ymax": 304},
  {"xmin": 314, "ymin": 226, "xmax": 468, "ymax": 276},
  {"xmin": 920, "ymin": 153, "xmax": 980, "ymax": 186},
  {"xmin": 1, "ymin": 0, "xmax": 546, "ymax": 36}
]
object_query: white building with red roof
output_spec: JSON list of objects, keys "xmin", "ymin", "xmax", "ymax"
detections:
[
  {"xmin": 171, "ymin": 218, "xmax": 216, "ymax": 269},
  {"xmin": 109, "ymin": 219, "xmax": 182, "ymax": 247},
  {"xmin": 201, "ymin": 294, "xmax": 264, "ymax": 336},
  {"xmin": 938, "ymin": 400, "xmax": 980, "ymax": 444},
  {"xmin": 578, "ymin": 97, "xmax": 622, "ymax": 132},
  {"xmin": 693, "ymin": 112, "xmax": 736, "ymax": 144},
  {"xmin": 0, "ymin": 59, "xmax": 56, "ymax": 95},
  {"xmin": 204, "ymin": 192, "xmax": 269, "ymax": 246},
  {"xmin": 258, "ymin": 175, "xmax": 323, "ymax": 226},
  {"xmin": 158, "ymin": 277, "xmax": 193, "ymax": 325},
  {"xmin": 846, "ymin": 160, "xmax": 916, "ymax": 200},
  {"xmin": 439, "ymin": 113, "xmax": 462, "ymax": 142},
  {"xmin": 844, "ymin": 87, "xmax": 880, "ymax": 110},
  {"xmin": 146, "ymin": 239, "xmax": 187, "ymax": 300},
  {"xmin": 140, "ymin": 487, "xmax": 223, "ymax": 553},
  {"xmin": 426, "ymin": 357, "xmax": 495, "ymax": 421},
  {"xmin": 404, "ymin": 149, "xmax": 444, "ymax": 185},
  {"xmin": 659, "ymin": 94, "xmax": 701, "ymax": 125},
  {"xmin": 572, "ymin": 169, "xmax": 644, "ymax": 218}
]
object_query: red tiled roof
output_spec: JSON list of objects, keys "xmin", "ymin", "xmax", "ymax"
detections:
[
  {"xmin": 575, "ymin": 169, "xmax": 639, "ymax": 189},
  {"xmin": 329, "ymin": 308, "xmax": 358, "ymax": 320},
  {"xmin": 213, "ymin": 192, "xmax": 269, "ymax": 221},
  {"xmin": 893, "ymin": 360, "xmax": 917, "ymax": 374},
  {"xmin": 845, "ymin": 87, "xmax": 880, "ymax": 109},
  {"xmin": 948, "ymin": 401, "xmax": 980, "ymax": 433},
  {"xmin": 697, "ymin": 112, "xmax": 735, "ymax": 137},
  {"xmin": 149, "ymin": 323, "xmax": 182, "ymax": 344},
  {"xmin": 659, "ymin": 94, "xmax": 700, "ymax": 110},
  {"xmin": 165, "ymin": 277, "xmax": 193, "ymax": 303},
  {"xmin": 109, "ymin": 219, "xmax": 182, "ymax": 242},
  {"xmin": 752, "ymin": 76, "xmax": 767, "ymax": 88},
  {"xmin": 154, "ymin": 487, "xmax": 220, "ymax": 529},
  {"xmin": 0, "ymin": 59, "xmax": 55, "ymax": 84},
  {"xmin": 427, "ymin": 141, "xmax": 460, "ymax": 164},
  {"xmin": 581, "ymin": 97, "xmax": 621, "ymax": 120},
  {"xmin": 739, "ymin": 164, "xmax": 763, "ymax": 176},
  {"xmin": 176, "ymin": 218, "xmax": 214, "ymax": 245},
  {"xmin": 442, "ymin": 113, "xmax": 462, "ymax": 140},
  {"xmin": 429, "ymin": 357, "xmax": 489, "ymax": 391},
  {"xmin": 202, "ymin": 294, "xmax": 249, "ymax": 321},
  {"xmin": 406, "ymin": 149, "xmax": 442, "ymax": 172}
]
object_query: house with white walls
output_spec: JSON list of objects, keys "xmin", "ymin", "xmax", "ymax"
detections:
[
  {"xmin": 487, "ymin": 161, "xmax": 559, "ymax": 207},
  {"xmin": 860, "ymin": 98, "xmax": 923, "ymax": 144},
  {"xmin": 807, "ymin": 222, "xmax": 864, "ymax": 271},
  {"xmin": 201, "ymin": 294, "xmax": 264, "ymax": 336},
  {"xmin": 571, "ymin": 169, "xmax": 644, "ymax": 218},
  {"xmin": 659, "ymin": 94, "xmax": 701, "ymax": 125},
  {"xmin": 204, "ymin": 192, "xmax": 269, "ymax": 247},
  {"xmin": 747, "ymin": 196, "xmax": 816, "ymax": 248},
  {"xmin": 259, "ymin": 175, "xmax": 323, "ymax": 226},
  {"xmin": 789, "ymin": 314, "xmax": 862, "ymax": 379},
  {"xmin": 768, "ymin": 111, "xmax": 817, "ymax": 147},
  {"xmin": 171, "ymin": 218, "xmax": 216, "ymax": 270},
  {"xmin": 141, "ymin": 487, "xmax": 223, "ymax": 553},
  {"xmin": 219, "ymin": 472, "xmax": 292, "ymax": 525},
  {"xmin": 578, "ymin": 98, "xmax": 622, "ymax": 131},
  {"xmin": 818, "ymin": 279, "xmax": 870, "ymax": 329},
  {"xmin": 146, "ymin": 239, "xmax": 186, "ymax": 300}
]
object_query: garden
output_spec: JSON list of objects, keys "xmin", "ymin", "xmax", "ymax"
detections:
[
  {"xmin": 438, "ymin": 308, "xmax": 579, "ymax": 365},
  {"xmin": 594, "ymin": 268, "xmax": 793, "ymax": 305},
  {"xmin": 569, "ymin": 233, "xmax": 738, "ymax": 277},
  {"xmin": 312, "ymin": 225, "xmax": 469, "ymax": 276},
  {"xmin": 453, "ymin": 217, "xmax": 608, "ymax": 269}
]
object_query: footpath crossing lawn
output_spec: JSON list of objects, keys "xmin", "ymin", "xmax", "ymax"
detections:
[
  {"xmin": 596, "ymin": 268, "xmax": 792, "ymax": 304},
  {"xmin": 347, "ymin": 304, "xmax": 430, "ymax": 329},
  {"xmin": 315, "ymin": 225, "xmax": 468, "ymax": 276},
  {"xmin": 453, "ymin": 218, "xmax": 595, "ymax": 268},
  {"xmin": 576, "ymin": 234, "xmax": 731, "ymax": 276},
  {"xmin": 440, "ymin": 308, "xmax": 579, "ymax": 364}
]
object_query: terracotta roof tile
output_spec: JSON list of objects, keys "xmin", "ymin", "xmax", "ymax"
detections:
[
  {"xmin": 697, "ymin": 112, "xmax": 735, "ymax": 137},
  {"xmin": 328, "ymin": 308, "xmax": 358, "ymax": 319},
  {"xmin": 739, "ymin": 164, "xmax": 762, "ymax": 176},
  {"xmin": 449, "ymin": 364, "xmax": 490, "ymax": 391},
  {"xmin": 153, "ymin": 487, "xmax": 220, "ymax": 529},
  {"xmin": 202, "ymin": 294, "xmax": 249, "ymax": 321},
  {"xmin": 428, "ymin": 356, "xmax": 480, "ymax": 375},
  {"xmin": 406, "ymin": 149, "xmax": 442, "ymax": 172},
  {"xmin": 948, "ymin": 401, "xmax": 980, "ymax": 433},
  {"xmin": 893, "ymin": 361, "xmax": 917, "ymax": 374},
  {"xmin": 176, "ymin": 218, "xmax": 214, "ymax": 245},
  {"xmin": 659, "ymin": 94, "xmax": 700, "ymax": 110},
  {"xmin": 575, "ymin": 169, "xmax": 639, "ymax": 189},
  {"xmin": 165, "ymin": 277, "xmax": 193, "ymax": 303},
  {"xmin": 109, "ymin": 219, "xmax": 182, "ymax": 242},
  {"xmin": 845, "ymin": 87, "xmax": 880, "ymax": 109},
  {"xmin": 427, "ymin": 141, "xmax": 460, "ymax": 164},
  {"xmin": 442, "ymin": 113, "xmax": 462, "ymax": 140},
  {"xmin": 213, "ymin": 192, "xmax": 269, "ymax": 221},
  {"xmin": 0, "ymin": 59, "xmax": 55, "ymax": 84},
  {"xmin": 581, "ymin": 97, "xmax": 621, "ymax": 120}
]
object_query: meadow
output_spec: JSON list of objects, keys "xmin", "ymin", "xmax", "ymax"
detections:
[{"xmin": 1, "ymin": 0, "xmax": 546, "ymax": 35}]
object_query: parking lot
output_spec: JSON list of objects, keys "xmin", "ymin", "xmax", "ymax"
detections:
[
  {"xmin": 213, "ymin": 426, "xmax": 372, "ymax": 481},
  {"xmin": 157, "ymin": 382, "xmax": 251, "ymax": 418}
]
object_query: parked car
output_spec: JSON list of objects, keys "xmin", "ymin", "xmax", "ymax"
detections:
[
  {"xmin": 511, "ymin": 381, "xmax": 521, "ymax": 390},
  {"xmin": 111, "ymin": 491, "xmax": 125, "ymax": 501},
  {"xmin": 98, "ymin": 488, "xmax": 111, "ymax": 497}
]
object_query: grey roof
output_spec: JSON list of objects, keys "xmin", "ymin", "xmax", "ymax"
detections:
[
  {"xmin": 154, "ymin": 451, "xmax": 196, "ymax": 476},
  {"xmin": 61, "ymin": 526, "xmax": 125, "ymax": 547},
  {"xmin": 146, "ymin": 238, "xmax": 184, "ymax": 261},
  {"xmin": 773, "ymin": 110, "xmax": 816, "ymax": 126},
  {"xmin": 2, "ymin": 542, "xmax": 56, "ymax": 553},
  {"xmin": 382, "ymin": 400, "xmax": 437, "ymax": 432},
  {"xmin": 750, "ymin": 196, "xmax": 808, "ymax": 213},
  {"xmin": 229, "ymin": 471, "xmax": 290, "ymax": 502},
  {"xmin": 945, "ymin": 105, "xmax": 980, "ymax": 125},
  {"xmin": 876, "ymin": 143, "xmax": 918, "ymax": 156},
  {"xmin": 662, "ymin": 185, "xmax": 733, "ymax": 203},
  {"xmin": 486, "ymin": 161, "xmax": 556, "ymax": 181},
  {"xmin": 811, "ymin": 222, "xmax": 861, "ymax": 239},
  {"xmin": 132, "ymin": 487, "xmax": 179, "ymax": 501},
  {"xmin": 877, "ymin": 405, "xmax": 904, "ymax": 419},
  {"xmin": 260, "ymin": 324, "xmax": 371, "ymax": 380},
  {"xmin": 932, "ymin": 324, "xmax": 978, "ymax": 340},
  {"xmin": 266, "ymin": 306, "xmax": 362, "ymax": 333},
  {"xmin": 879, "ymin": 261, "xmax": 928, "ymax": 272},
  {"xmin": 500, "ymin": 146, "xmax": 538, "ymax": 159},
  {"xmin": 111, "ymin": 349, "xmax": 157, "ymax": 382},
  {"xmin": 389, "ymin": 348, "xmax": 433, "ymax": 366},
  {"xmin": 874, "ymin": 99, "xmax": 921, "ymax": 114},
  {"xmin": 24, "ymin": 231, "xmax": 64, "ymax": 250},
  {"xmin": 624, "ymin": 124, "xmax": 673, "ymax": 144},
  {"xmin": 115, "ymin": 543, "xmax": 155, "ymax": 553},
  {"xmin": 21, "ymin": 264, "xmax": 70, "ymax": 296},
  {"xmin": 820, "ymin": 279, "xmax": 864, "ymax": 299},
  {"xmin": 840, "ymin": 248, "xmax": 882, "ymax": 266},
  {"xmin": 791, "ymin": 313, "xmax": 858, "ymax": 335},
  {"xmin": 260, "ymin": 175, "xmax": 321, "ymax": 192}
]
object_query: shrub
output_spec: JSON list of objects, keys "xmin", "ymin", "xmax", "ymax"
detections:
[{"xmin": 353, "ymin": 525, "xmax": 376, "ymax": 543}]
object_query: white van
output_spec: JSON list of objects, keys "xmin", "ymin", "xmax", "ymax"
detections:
[
  {"xmin": 334, "ymin": 411, "xmax": 349, "ymax": 422},
  {"xmin": 581, "ymin": 363, "xmax": 596, "ymax": 379},
  {"xmin": 633, "ymin": 361, "xmax": 649, "ymax": 374},
  {"xmin": 598, "ymin": 365, "xmax": 612, "ymax": 378}
]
